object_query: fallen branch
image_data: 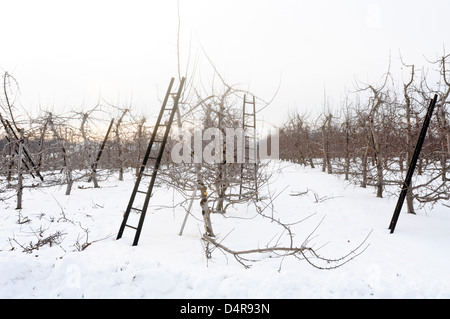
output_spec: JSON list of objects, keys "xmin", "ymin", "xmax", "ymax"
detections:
[
  {"xmin": 202, "ymin": 230, "xmax": 372, "ymax": 270},
  {"xmin": 10, "ymin": 230, "xmax": 66, "ymax": 253}
]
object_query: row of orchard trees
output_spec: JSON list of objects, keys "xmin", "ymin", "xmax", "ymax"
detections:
[
  {"xmin": 279, "ymin": 53, "xmax": 450, "ymax": 214},
  {"xmin": 0, "ymin": 72, "xmax": 155, "ymax": 198},
  {"xmin": 5, "ymin": 52, "xmax": 449, "ymax": 218}
]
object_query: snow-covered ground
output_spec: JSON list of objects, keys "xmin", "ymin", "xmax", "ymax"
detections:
[{"xmin": 1, "ymin": 161, "xmax": 450, "ymax": 299}]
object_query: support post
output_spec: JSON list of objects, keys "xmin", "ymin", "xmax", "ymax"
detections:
[
  {"xmin": 389, "ymin": 94, "xmax": 438, "ymax": 233},
  {"xmin": 178, "ymin": 186, "xmax": 198, "ymax": 236},
  {"xmin": 16, "ymin": 129, "xmax": 24, "ymax": 210},
  {"xmin": 90, "ymin": 118, "xmax": 114, "ymax": 187}
]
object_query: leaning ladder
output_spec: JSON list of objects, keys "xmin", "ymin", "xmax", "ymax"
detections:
[
  {"xmin": 239, "ymin": 94, "xmax": 258, "ymax": 199},
  {"xmin": 117, "ymin": 77, "xmax": 185, "ymax": 246},
  {"xmin": 0, "ymin": 114, "xmax": 44, "ymax": 181}
]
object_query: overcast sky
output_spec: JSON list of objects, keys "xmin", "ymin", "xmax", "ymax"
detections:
[{"xmin": 1, "ymin": 0, "xmax": 449, "ymax": 128}]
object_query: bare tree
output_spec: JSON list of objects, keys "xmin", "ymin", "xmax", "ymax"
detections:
[
  {"xmin": 113, "ymin": 107, "xmax": 129, "ymax": 181},
  {"xmin": 319, "ymin": 112, "xmax": 333, "ymax": 174},
  {"xmin": 400, "ymin": 57, "xmax": 417, "ymax": 214}
]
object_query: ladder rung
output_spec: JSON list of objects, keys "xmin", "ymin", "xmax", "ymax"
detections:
[
  {"xmin": 141, "ymin": 173, "xmax": 153, "ymax": 177},
  {"xmin": 131, "ymin": 207, "xmax": 143, "ymax": 212},
  {"xmin": 241, "ymin": 185, "xmax": 256, "ymax": 189},
  {"xmin": 125, "ymin": 224, "xmax": 138, "ymax": 230},
  {"xmin": 244, "ymin": 124, "xmax": 255, "ymax": 128},
  {"xmin": 244, "ymin": 113, "xmax": 254, "ymax": 116},
  {"xmin": 244, "ymin": 101, "xmax": 254, "ymax": 104},
  {"xmin": 136, "ymin": 188, "xmax": 154, "ymax": 196}
]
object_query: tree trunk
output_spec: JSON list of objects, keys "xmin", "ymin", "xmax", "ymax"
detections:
[
  {"xmin": 37, "ymin": 121, "xmax": 48, "ymax": 170},
  {"xmin": 91, "ymin": 170, "xmax": 99, "ymax": 188},
  {"xmin": 136, "ymin": 118, "xmax": 146, "ymax": 177},
  {"xmin": 405, "ymin": 108, "xmax": 415, "ymax": 214},
  {"xmin": 368, "ymin": 102, "xmax": 384, "ymax": 198},
  {"xmin": 7, "ymin": 140, "xmax": 13, "ymax": 185},
  {"xmin": 196, "ymin": 165, "xmax": 214, "ymax": 237},
  {"xmin": 321, "ymin": 115, "xmax": 332, "ymax": 174},
  {"xmin": 361, "ymin": 146, "xmax": 368, "ymax": 188},
  {"xmin": 304, "ymin": 128, "xmax": 315, "ymax": 168},
  {"xmin": 344, "ymin": 121, "xmax": 350, "ymax": 181},
  {"xmin": 375, "ymin": 155, "xmax": 383, "ymax": 198},
  {"xmin": 16, "ymin": 129, "xmax": 24, "ymax": 210},
  {"xmin": 65, "ymin": 167, "xmax": 74, "ymax": 196},
  {"xmin": 115, "ymin": 110, "xmax": 128, "ymax": 182}
]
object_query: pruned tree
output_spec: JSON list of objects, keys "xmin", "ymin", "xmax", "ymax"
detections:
[
  {"xmin": 400, "ymin": 56, "xmax": 417, "ymax": 214},
  {"xmin": 319, "ymin": 112, "xmax": 334, "ymax": 174}
]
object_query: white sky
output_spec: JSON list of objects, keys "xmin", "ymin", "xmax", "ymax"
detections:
[{"xmin": 1, "ymin": 0, "xmax": 449, "ymax": 128}]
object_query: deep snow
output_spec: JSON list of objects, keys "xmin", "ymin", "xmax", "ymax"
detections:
[{"xmin": 1, "ymin": 161, "xmax": 450, "ymax": 299}]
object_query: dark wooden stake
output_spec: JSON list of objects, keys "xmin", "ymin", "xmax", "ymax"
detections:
[
  {"xmin": 90, "ymin": 118, "xmax": 115, "ymax": 187},
  {"xmin": 389, "ymin": 94, "xmax": 438, "ymax": 233}
]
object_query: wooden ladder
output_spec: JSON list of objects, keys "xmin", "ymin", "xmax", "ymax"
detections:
[
  {"xmin": 239, "ymin": 94, "xmax": 258, "ymax": 200},
  {"xmin": 116, "ymin": 77, "xmax": 185, "ymax": 245}
]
